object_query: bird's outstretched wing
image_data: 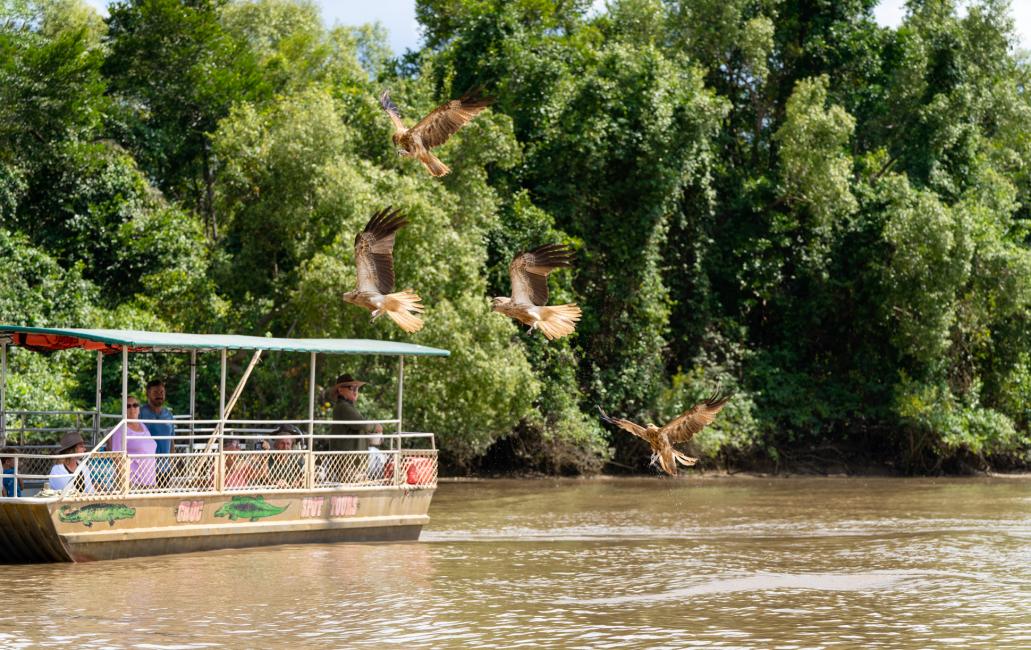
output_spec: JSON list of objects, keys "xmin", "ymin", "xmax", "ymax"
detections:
[
  {"xmin": 509, "ymin": 243, "xmax": 574, "ymax": 306},
  {"xmin": 596, "ymin": 405, "xmax": 649, "ymax": 440},
  {"xmin": 661, "ymin": 388, "xmax": 731, "ymax": 444},
  {"xmin": 410, "ymin": 88, "xmax": 495, "ymax": 150},
  {"xmin": 378, "ymin": 90, "xmax": 406, "ymax": 132},
  {"xmin": 354, "ymin": 206, "xmax": 408, "ymax": 294}
]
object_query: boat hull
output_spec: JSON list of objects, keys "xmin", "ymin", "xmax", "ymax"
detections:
[{"xmin": 0, "ymin": 488, "xmax": 434, "ymax": 563}]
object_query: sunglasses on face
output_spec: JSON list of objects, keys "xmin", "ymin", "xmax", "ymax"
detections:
[{"xmin": 127, "ymin": 403, "xmax": 140, "ymax": 408}]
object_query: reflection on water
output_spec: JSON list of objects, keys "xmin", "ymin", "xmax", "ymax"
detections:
[{"xmin": 1, "ymin": 477, "xmax": 1028, "ymax": 648}]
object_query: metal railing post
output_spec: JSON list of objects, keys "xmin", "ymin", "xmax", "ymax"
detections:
[{"xmin": 394, "ymin": 446, "xmax": 402, "ymax": 487}]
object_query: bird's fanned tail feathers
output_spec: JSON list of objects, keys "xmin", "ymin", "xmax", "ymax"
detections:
[
  {"xmin": 535, "ymin": 303, "xmax": 581, "ymax": 340},
  {"xmin": 382, "ymin": 289, "xmax": 425, "ymax": 333},
  {"xmin": 418, "ymin": 152, "xmax": 451, "ymax": 177}
]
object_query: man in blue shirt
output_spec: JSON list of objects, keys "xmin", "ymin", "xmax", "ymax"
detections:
[{"xmin": 140, "ymin": 379, "xmax": 175, "ymax": 476}]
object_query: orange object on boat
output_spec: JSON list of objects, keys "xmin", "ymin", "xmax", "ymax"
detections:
[
  {"xmin": 405, "ymin": 458, "xmax": 433, "ymax": 485},
  {"xmin": 384, "ymin": 457, "xmax": 433, "ymax": 485}
]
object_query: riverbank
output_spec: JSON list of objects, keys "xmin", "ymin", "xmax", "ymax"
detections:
[
  {"xmin": 439, "ymin": 469, "xmax": 1031, "ymax": 482},
  {"xmin": 457, "ymin": 433, "xmax": 1031, "ymax": 478}
]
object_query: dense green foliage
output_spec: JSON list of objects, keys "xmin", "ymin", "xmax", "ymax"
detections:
[{"xmin": 1, "ymin": 0, "xmax": 1028, "ymax": 473}]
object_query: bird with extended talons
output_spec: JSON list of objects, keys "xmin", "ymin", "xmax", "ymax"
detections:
[{"xmin": 597, "ymin": 386, "xmax": 731, "ymax": 476}]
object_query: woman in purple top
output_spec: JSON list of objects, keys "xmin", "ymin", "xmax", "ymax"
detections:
[{"xmin": 110, "ymin": 397, "xmax": 158, "ymax": 487}]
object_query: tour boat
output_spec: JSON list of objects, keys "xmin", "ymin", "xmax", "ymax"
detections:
[{"xmin": 0, "ymin": 326, "xmax": 446, "ymax": 562}]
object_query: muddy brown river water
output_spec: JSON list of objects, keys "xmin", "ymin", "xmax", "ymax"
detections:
[{"xmin": 1, "ymin": 477, "xmax": 1029, "ymax": 648}]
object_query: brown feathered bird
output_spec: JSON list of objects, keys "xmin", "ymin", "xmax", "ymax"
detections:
[
  {"xmin": 379, "ymin": 88, "xmax": 495, "ymax": 177},
  {"xmin": 491, "ymin": 243, "xmax": 582, "ymax": 340},
  {"xmin": 598, "ymin": 388, "xmax": 731, "ymax": 476},
  {"xmin": 343, "ymin": 207, "xmax": 424, "ymax": 333}
]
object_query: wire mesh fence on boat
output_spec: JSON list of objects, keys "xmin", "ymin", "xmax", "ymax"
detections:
[{"xmin": 0, "ymin": 422, "xmax": 437, "ymax": 500}]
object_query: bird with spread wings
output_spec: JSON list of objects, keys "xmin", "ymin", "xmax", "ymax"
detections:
[
  {"xmin": 597, "ymin": 388, "xmax": 731, "ymax": 476},
  {"xmin": 379, "ymin": 88, "xmax": 495, "ymax": 177},
  {"xmin": 491, "ymin": 243, "xmax": 582, "ymax": 341},
  {"xmin": 343, "ymin": 207, "xmax": 424, "ymax": 333}
]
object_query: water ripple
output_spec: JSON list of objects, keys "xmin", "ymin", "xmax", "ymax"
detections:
[{"xmin": 0, "ymin": 477, "xmax": 1027, "ymax": 649}]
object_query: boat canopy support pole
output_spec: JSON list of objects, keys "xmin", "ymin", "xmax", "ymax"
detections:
[
  {"xmin": 189, "ymin": 349, "xmax": 197, "ymax": 450},
  {"xmin": 218, "ymin": 350, "xmax": 226, "ymax": 447},
  {"xmin": 216, "ymin": 348, "xmax": 227, "ymax": 492},
  {"xmin": 218, "ymin": 349, "xmax": 226, "ymax": 434},
  {"xmin": 95, "ymin": 350, "xmax": 103, "ymax": 443},
  {"xmin": 396, "ymin": 355, "xmax": 404, "ymax": 449},
  {"xmin": 308, "ymin": 351, "xmax": 316, "ymax": 488},
  {"xmin": 1, "ymin": 341, "xmax": 7, "ymax": 446},
  {"xmin": 121, "ymin": 346, "xmax": 128, "ymax": 419}
]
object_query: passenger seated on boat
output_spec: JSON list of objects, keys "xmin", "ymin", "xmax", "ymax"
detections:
[
  {"xmin": 48, "ymin": 432, "xmax": 94, "ymax": 493},
  {"xmin": 268, "ymin": 425, "xmax": 305, "ymax": 488},
  {"xmin": 2, "ymin": 448, "xmax": 24, "ymax": 497},
  {"xmin": 223, "ymin": 438, "xmax": 264, "ymax": 488},
  {"xmin": 110, "ymin": 397, "xmax": 158, "ymax": 487},
  {"xmin": 367, "ymin": 434, "xmax": 388, "ymax": 480}
]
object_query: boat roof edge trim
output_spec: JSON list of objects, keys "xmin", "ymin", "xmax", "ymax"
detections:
[{"xmin": 0, "ymin": 326, "xmax": 450, "ymax": 357}]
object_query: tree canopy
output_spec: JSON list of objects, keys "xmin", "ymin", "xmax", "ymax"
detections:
[{"xmin": 1, "ymin": 0, "xmax": 1028, "ymax": 473}]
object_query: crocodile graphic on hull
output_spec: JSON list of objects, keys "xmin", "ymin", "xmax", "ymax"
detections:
[
  {"xmin": 58, "ymin": 503, "xmax": 137, "ymax": 528},
  {"xmin": 214, "ymin": 495, "xmax": 288, "ymax": 522}
]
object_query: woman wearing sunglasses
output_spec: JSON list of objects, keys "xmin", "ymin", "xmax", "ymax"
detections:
[{"xmin": 110, "ymin": 397, "xmax": 158, "ymax": 487}]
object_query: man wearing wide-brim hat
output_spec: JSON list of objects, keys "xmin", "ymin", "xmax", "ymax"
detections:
[
  {"xmin": 329, "ymin": 373, "xmax": 382, "ymax": 454},
  {"xmin": 48, "ymin": 431, "xmax": 94, "ymax": 493}
]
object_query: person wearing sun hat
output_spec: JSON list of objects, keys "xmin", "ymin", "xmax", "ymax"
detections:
[
  {"xmin": 48, "ymin": 431, "xmax": 94, "ymax": 493},
  {"xmin": 329, "ymin": 373, "xmax": 382, "ymax": 454}
]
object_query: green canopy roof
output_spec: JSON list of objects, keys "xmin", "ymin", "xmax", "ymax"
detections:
[{"xmin": 0, "ymin": 326, "xmax": 450, "ymax": 357}]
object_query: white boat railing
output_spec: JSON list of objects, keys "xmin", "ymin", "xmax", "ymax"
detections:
[
  {"xmin": 2, "ymin": 410, "xmax": 104, "ymax": 445},
  {"xmin": 0, "ymin": 417, "xmax": 437, "ymax": 501},
  {"xmin": 0, "ymin": 410, "xmax": 185, "ymax": 446}
]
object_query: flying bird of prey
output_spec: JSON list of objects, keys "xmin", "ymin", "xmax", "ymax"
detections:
[
  {"xmin": 597, "ymin": 387, "xmax": 731, "ymax": 476},
  {"xmin": 343, "ymin": 206, "xmax": 424, "ymax": 333},
  {"xmin": 492, "ymin": 243, "xmax": 582, "ymax": 341},
  {"xmin": 379, "ymin": 88, "xmax": 495, "ymax": 177}
]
